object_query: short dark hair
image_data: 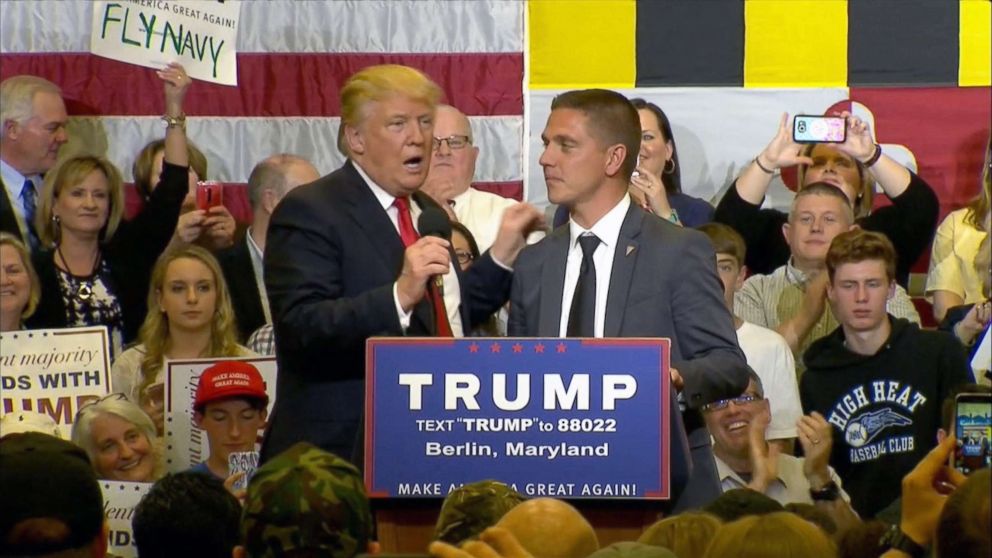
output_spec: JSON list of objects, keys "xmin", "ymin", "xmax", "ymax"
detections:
[
  {"xmin": 133, "ymin": 472, "xmax": 241, "ymax": 558},
  {"xmin": 630, "ymin": 98, "xmax": 682, "ymax": 194},
  {"xmin": 550, "ymin": 89, "xmax": 641, "ymax": 180},
  {"xmin": 703, "ymin": 488, "xmax": 784, "ymax": 522},
  {"xmin": 826, "ymin": 229, "xmax": 897, "ymax": 283},
  {"xmin": 696, "ymin": 222, "xmax": 746, "ymax": 267},
  {"xmin": 195, "ymin": 395, "xmax": 268, "ymax": 416},
  {"xmin": 936, "ymin": 468, "xmax": 991, "ymax": 558}
]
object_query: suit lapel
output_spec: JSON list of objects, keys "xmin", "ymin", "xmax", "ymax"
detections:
[
  {"xmin": 538, "ymin": 226, "xmax": 570, "ymax": 336},
  {"xmin": 340, "ymin": 162, "xmax": 432, "ymax": 334},
  {"xmin": 604, "ymin": 205, "xmax": 644, "ymax": 337}
]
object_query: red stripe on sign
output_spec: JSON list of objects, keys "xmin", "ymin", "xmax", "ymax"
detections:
[
  {"xmin": 0, "ymin": 52, "xmax": 524, "ymax": 117},
  {"xmin": 124, "ymin": 181, "xmax": 523, "ymax": 223}
]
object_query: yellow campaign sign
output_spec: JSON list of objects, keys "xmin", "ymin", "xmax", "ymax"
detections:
[
  {"xmin": 744, "ymin": 0, "xmax": 848, "ymax": 88},
  {"xmin": 959, "ymin": 0, "xmax": 992, "ymax": 86},
  {"xmin": 528, "ymin": 0, "xmax": 636, "ymax": 89}
]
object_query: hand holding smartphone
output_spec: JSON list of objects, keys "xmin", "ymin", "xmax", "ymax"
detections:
[
  {"xmin": 793, "ymin": 115, "xmax": 846, "ymax": 144},
  {"xmin": 196, "ymin": 180, "xmax": 224, "ymax": 211},
  {"xmin": 228, "ymin": 450, "xmax": 259, "ymax": 491},
  {"xmin": 951, "ymin": 392, "xmax": 992, "ymax": 475}
]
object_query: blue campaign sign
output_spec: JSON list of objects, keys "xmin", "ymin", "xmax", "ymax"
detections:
[{"xmin": 365, "ymin": 337, "xmax": 671, "ymax": 500}]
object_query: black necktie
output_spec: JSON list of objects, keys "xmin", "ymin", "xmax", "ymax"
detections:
[{"xmin": 567, "ymin": 234, "xmax": 600, "ymax": 337}]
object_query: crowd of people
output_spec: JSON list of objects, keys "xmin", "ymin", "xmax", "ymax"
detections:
[{"xmin": 1, "ymin": 58, "xmax": 989, "ymax": 558}]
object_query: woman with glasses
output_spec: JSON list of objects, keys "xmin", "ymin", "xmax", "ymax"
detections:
[
  {"xmin": 112, "ymin": 245, "xmax": 253, "ymax": 435},
  {"xmin": 71, "ymin": 393, "xmax": 162, "ymax": 483},
  {"xmin": 26, "ymin": 64, "xmax": 194, "ymax": 356}
]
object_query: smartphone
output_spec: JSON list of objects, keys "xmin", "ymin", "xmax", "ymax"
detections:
[
  {"xmin": 196, "ymin": 180, "xmax": 224, "ymax": 211},
  {"xmin": 951, "ymin": 392, "xmax": 992, "ymax": 475},
  {"xmin": 793, "ymin": 115, "xmax": 846, "ymax": 144},
  {"xmin": 228, "ymin": 450, "xmax": 259, "ymax": 491}
]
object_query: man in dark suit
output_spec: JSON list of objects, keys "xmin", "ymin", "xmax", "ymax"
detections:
[
  {"xmin": 262, "ymin": 65, "xmax": 543, "ymax": 464},
  {"xmin": 217, "ymin": 154, "xmax": 320, "ymax": 341},
  {"xmin": 508, "ymin": 89, "xmax": 748, "ymax": 510},
  {"xmin": 1, "ymin": 75, "xmax": 68, "ymax": 250}
]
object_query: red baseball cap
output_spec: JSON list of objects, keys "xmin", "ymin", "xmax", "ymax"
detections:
[{"xmin": 194, "ymin": 361, "xmax": 269, "ymax": 411}]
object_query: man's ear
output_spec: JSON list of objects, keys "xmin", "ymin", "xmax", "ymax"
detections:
[
  {"xmin": 848, "ymin": 223, "xmax": 860, "ymax": 232},
  {"xmin": 345, "ymin": 123, "xmax": 365, "ymax": 156},
  {"xmin": 193, "ymin": 411, "xmax": 204, "ymax": 429},
  {"xmin": 261, "ymin": 189, "xmax": 279, "ymax": 214},
  {"xmin": 781, "ymin": 222, "xmax": 791, "ymax": 244},
  {"xmin": 735, "ymin": 265, "xmax": 747, "ymax": 292},
  {"xmin": 603, "ymin": 144, "xmax": 626, "ymax": 177},
  {"xmin": 887, "ymin": 280, "xmax": 896, "ymax": 301},
  {"xmin": 2, "ymin": 118, "xmax": 19, "ymax": 140}
]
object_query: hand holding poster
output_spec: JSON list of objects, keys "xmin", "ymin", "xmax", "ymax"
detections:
[
  {"xmin": 90, "ymin": 0, "xmax": 241, "ymax": 85},
  {"xmin": 0, "ymin": 327, "xmax": 112, "ymax": 439}
]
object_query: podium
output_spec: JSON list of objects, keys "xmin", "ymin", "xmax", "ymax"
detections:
[{"xmin": 364, "ymin": 338, "xmax": 693, "ymax": 549}]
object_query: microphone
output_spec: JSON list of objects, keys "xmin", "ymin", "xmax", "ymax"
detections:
[{"xmin": 417, "ymin": 206, "xmax": 453, "ymax": 291}]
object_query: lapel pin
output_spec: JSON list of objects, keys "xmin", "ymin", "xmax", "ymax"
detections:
[{"xmin": 625, "ymin": 245, "xmax": 635, "ymax": 256}]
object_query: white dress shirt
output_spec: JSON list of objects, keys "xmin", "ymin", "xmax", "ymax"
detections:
[
  {"xmin": 353, "ymin": 162, "xmax": 464, "ymax": 336},
  {"xmin": 245, "ymin": 228, "xmax": 272, "ymax": 325},
  {"xmin": 558, "ymin": 195, "xmax": 631, "ymax": 337}
]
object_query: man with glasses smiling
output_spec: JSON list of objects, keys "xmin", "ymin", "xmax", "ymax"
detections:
[
  {"xmin": 703, "ymin": 369, "xmax": 859, "ymax": 529},
  {"xmin": 422, "ymin": 104, "xmax": 543, "ymax": 253}
]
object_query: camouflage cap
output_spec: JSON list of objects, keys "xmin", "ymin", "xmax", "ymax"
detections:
[
  {"xmin": 242, "ymin": 442, "xmax": 372, "ymax": 558},
  {"xmin": 434, "ymin": 480, "xmax": 526, "ymax": 544}
]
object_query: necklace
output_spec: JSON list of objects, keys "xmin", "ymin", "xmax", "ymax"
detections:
[{"xmin": 56, "ymin": 245, "xmax": 101, "ymax": 302}]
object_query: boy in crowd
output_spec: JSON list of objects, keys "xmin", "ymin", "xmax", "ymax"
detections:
[
  {"xmin": 801, "ymin": 229, "xmax": 971, "ymax": 517},
  {"xmin": 698, "ymin": 222, "xmax": 803, "ymax": 450},
  {"xmin": 191, "ymin": 360, "xmax": 269, "ymax": 480}
]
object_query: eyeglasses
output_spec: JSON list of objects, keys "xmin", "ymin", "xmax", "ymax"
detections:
[
  {"xmin": 455, "ymin": 250, "xmax": 475, "ymax": 265},
  {"xmin": 432, "ymin": 135, "xmax": 471, "ymax": 151},
  {"xmin": 701, "ymin": 393, "xmax": 762, "ymax": 412}
]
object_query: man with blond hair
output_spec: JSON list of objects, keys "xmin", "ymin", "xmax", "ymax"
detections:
[
  {"xmin": 495, "ymin": 498, "xmax": 599, "ymax": 558},
  {"xmin": 0, "ymin": 75, "xmax": 68, "ymax": 248},
  {"xmin": 262, "ymin": 64, "xmax": 543, "ymax": 463}
]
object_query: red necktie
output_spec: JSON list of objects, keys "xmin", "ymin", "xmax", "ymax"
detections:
[{"xmin": 393, "ymin": 197, "xmax": 453, "ymax": 337}]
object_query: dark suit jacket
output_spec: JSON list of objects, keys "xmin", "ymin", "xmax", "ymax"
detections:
[
  {"xmin": 262, "ymin": 160, "xmax": 511, "ymax": 463},
  {"xmin": 216, "ymin": 236, "xmax": 267, "ymax": 342},
  {"xmin": 1, "ymin": 177, "xmax": 34, "ymax": 244},
  {"xmin": 508, "ymin": 202, "xmax": 748, "ymax": 510}
]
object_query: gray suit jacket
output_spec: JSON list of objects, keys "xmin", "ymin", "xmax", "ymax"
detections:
[{"xmin": 508, "ymin": 202, "xmax": 748, "ymax": 509}]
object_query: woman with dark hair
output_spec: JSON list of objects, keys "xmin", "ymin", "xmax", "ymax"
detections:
[
  {"xmin": 27, "ymin": 64, "xmax": 193, "ymax": 354},
  {"xmin": 628, "ymin": 98, "xmax": 714, "ymax": 227},
  {"xmin": 714, "ymin": 112, "xmax": 938, "ymax": 287}
]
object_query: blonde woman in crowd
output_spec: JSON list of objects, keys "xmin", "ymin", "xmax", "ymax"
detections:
[
  {"xmin": 112, "ymin": 245, "xmax": 254, "ymax": 435},
  {"xmin": 26, "ymin": 64, "xmax": 193, "ymax": 355},
  {"xmin": 0, "ymin": 232, "xmax": 40, "ymax": 331},
  {"xmin": 926, "ymin": 134, "xmax": 991, "ymax": 322}
]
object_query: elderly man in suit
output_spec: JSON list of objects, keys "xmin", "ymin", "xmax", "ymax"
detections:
[
  {"xmin": 0, "ymin": 75, "xmax": 68, "ymax": 250},
  {"xmin": 217, "ymin": 154, "xmax": 320, "ymax": 341},
  {"xmin": 508, "ymin": 89, "xmax": 748, "ymax": 510},
  {"xmin": 262, "ymin": 64, "xmax": 543, "ymax": 464}
]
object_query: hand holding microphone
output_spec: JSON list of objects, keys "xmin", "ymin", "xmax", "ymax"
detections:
[{"xmin": 395, "ymin": 206, "xmax": 452, "ymax": 312}]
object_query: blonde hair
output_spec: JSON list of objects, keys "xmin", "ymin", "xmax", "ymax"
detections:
[
  {"xmin": 71, "ymin": 394, "xmax": 163, "ymax": 481},
  {"xmin": 131, "ymin": 138, "xmax": 209, "ymax": 200},
  {"xmin": 639, "ymin": 512, "xmax": 722, "ymax": 558},
  {"xmin": 35, "ymin": 155, "xmax": 125, "ymax": 248},
  {"xmin": 702, "ymin": 512, "xmax": 836, "ymax": 558},
  {"xmin": 337, "ymin": 64, "xmax": 442, "ymax": 156},
  {"xmin": 0, "ymin": 232, "xmax": 40, "ymax": 319},
  {"xmin": 135, "ymin": 246, "xmax": 241, "ymax": 399},
  {"xmin": 0, "ymin": 75, "xmax": 61, "ymax": 126},
  {"xmin": 797, "ymin": 143, "xmax": 876, "ymax": 219},
  {"xmin": 964, "ymin": 133, "xmax": 992, "ymax": 231}
]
